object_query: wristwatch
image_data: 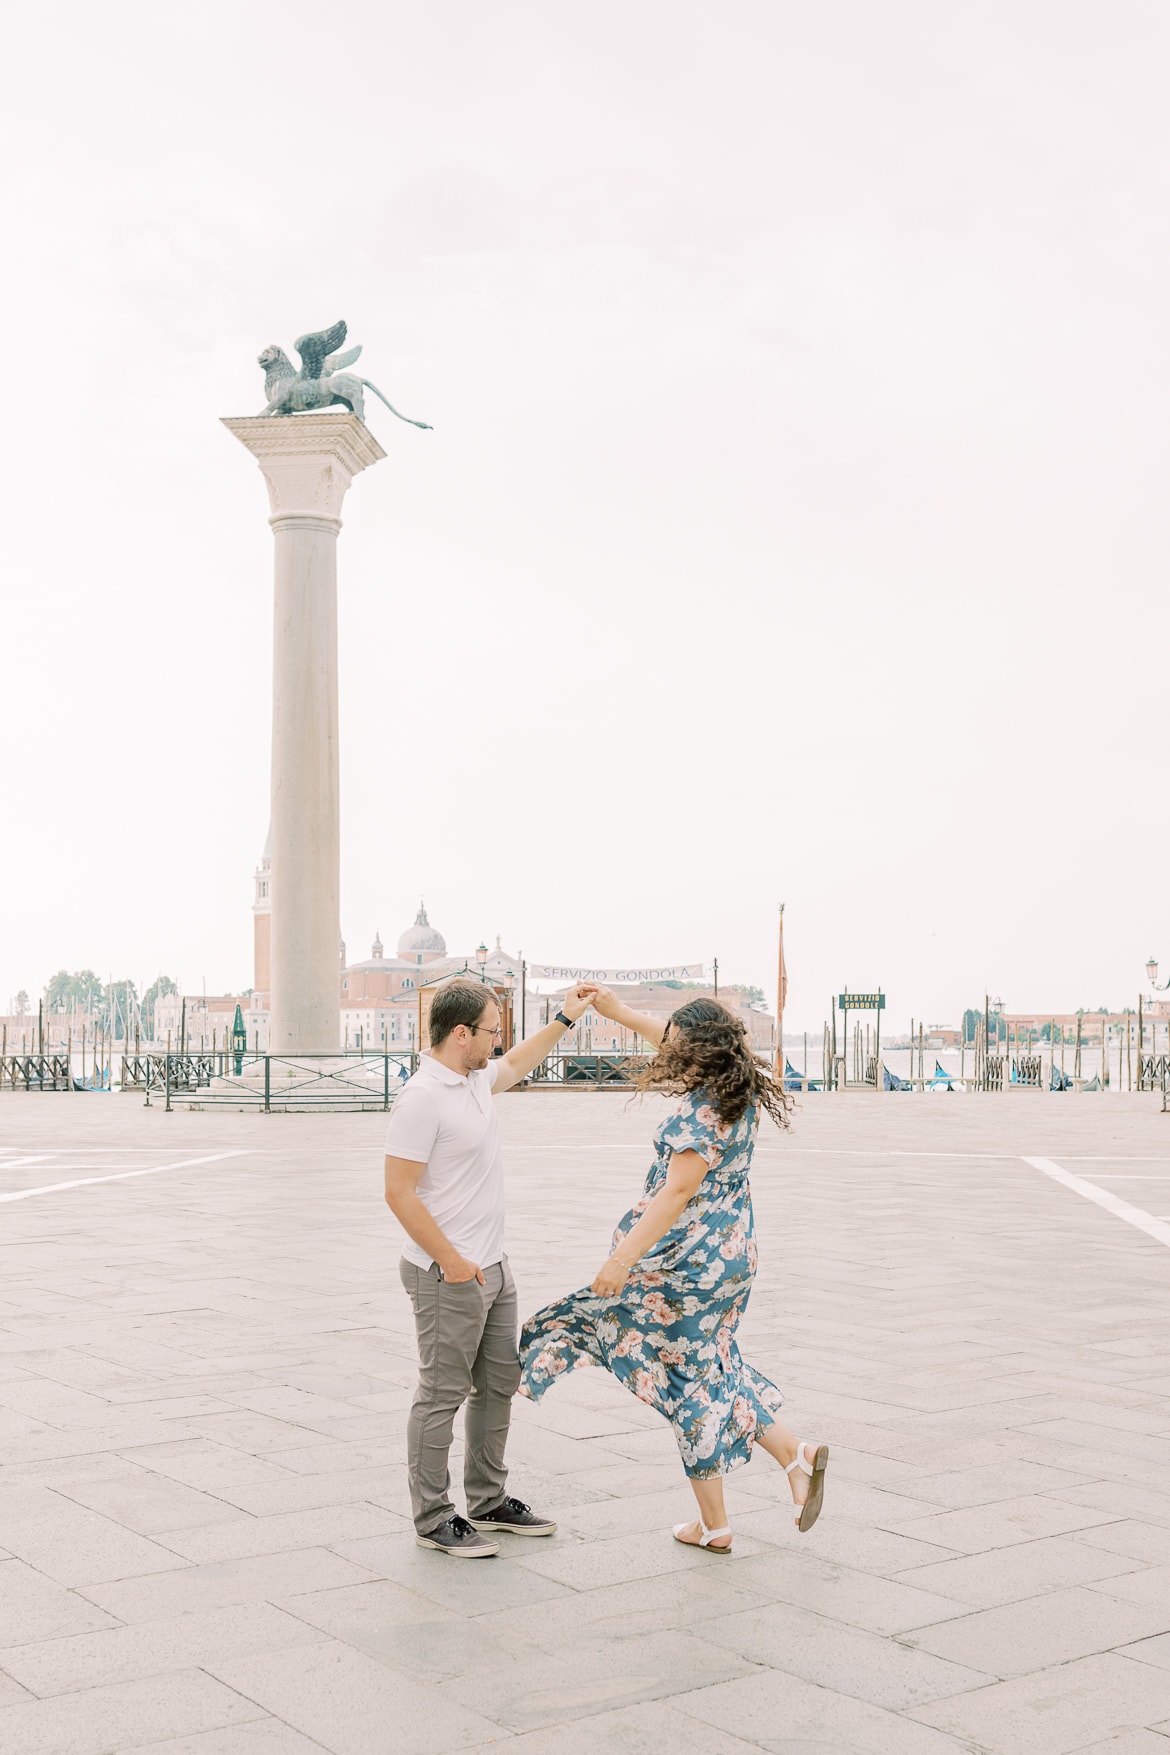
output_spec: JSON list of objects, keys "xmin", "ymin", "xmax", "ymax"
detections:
[{"xmin": 554, "ymin": 1011, "xmax": 573, "ymax": 1029}]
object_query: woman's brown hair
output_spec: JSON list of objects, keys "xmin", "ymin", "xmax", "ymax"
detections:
[{"xmin": 632, "ymin": 996, "xmax": 792, "ymax": 1129}]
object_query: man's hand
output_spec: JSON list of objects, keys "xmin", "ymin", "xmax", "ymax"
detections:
[
  {"xmin": 590, "ymin": 984, "xmax": 619, "ymax": 1020},
  {"xmin": 442, "ymin": 1255, "xmax": 485, "ymax": 1285},
  {"xmin": 560, "ymin": 983, "xmax": 598, "ymax": 1023}
]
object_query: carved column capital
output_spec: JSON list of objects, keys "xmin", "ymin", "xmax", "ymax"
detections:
[{"xmin": 222, "ymin": 412, "xmax": 386, "ymax": 526}]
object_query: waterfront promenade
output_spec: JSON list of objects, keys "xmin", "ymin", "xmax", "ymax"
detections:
[{"xmin": 1, "ymin": 1092, "xmax": 1169, "ymax": 1753}]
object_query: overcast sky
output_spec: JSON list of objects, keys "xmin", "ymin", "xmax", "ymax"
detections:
[{"xmin": 3, "ymin": 1, "xmax": 1167, "ymax": 1031}]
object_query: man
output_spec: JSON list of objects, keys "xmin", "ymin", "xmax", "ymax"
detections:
[{"xmin": 384, "ymin": 977, "xmax": 596, "ymax": 1557}]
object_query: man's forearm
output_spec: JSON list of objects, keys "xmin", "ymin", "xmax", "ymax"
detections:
[
  {"xmin": 501, "ymin": 1019, "xmax": 572, "ymax": 1084},
  {"xmin": 385, "ymin": 1188, "xmax": 459, "ymax": 1268}
]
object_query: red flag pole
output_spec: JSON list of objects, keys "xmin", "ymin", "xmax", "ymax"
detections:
[{"xmin": 774, "ymin": 902, "xmax": 788, "ymax": 1077}]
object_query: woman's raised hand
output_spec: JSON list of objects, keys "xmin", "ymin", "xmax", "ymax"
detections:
[{"xmin": 590, "ymin": 985, "xmax": 619, "ymax": 1020}]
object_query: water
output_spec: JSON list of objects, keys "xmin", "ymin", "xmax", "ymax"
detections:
[{"xmin": 778, "ymin": 1042, "xmax": 1156, "ymax": 1091}]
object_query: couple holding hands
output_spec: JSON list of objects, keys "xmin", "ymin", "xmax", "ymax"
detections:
[{"xmin": 383, "ymin": 977, "xmax": 828, "ymax": 1559}]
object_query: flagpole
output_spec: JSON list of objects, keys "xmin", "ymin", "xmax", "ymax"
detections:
[{"xmin": 774, "ymin": 902, "xmax": 787, "ymax": 1077}]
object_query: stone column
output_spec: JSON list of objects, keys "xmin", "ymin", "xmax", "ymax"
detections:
[{"xmin": 222, "ymin": 413, "xmax": 385, "ymax": 1054}]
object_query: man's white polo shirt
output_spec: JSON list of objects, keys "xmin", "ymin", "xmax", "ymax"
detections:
[{"xmin": 384, "ymin": 1054, "xmax": 504, "ymax": 1271}]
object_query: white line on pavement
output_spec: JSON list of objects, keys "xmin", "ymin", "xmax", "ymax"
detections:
[
  {"xmin": 0, "ymin": 1148, "xmax": 142, "ymax": 1156},
  {"xmin": 765, "ymin": 1147, "xmax": 1018, "ymax": 1159},
  {"xmin": 0, "ymin": 1152, "xmax": 250, "ymax": 1203},
  {"xmin": 1021, "ymin": 1156, "xmax": 1170, "ymax": 1250},
  {"xmin": 0, "ymin": 1154, "xmax": 164, "ymax": 1168}
]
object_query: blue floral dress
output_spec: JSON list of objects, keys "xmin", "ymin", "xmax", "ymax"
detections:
[{"xmin": 518, "ymin": 1090, "xmax": 784, "ymax": 1478}]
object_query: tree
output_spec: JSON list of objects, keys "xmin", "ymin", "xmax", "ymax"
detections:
[
  {"xmin": 12, "ymin": 990, "xmax": 30, "ymax": 1017},
  {"xmin": 963, "ymin": 1000, "xmax": 1004, "ymax": 1045},
  {"xmin": 43, "ymin": 969, "xmax": 104, "ymax": 1014},
  {"xmin": 727, "ymin": 984, "xmax": 767, "ymax": 1010},
  {"xmin": 657, "ymin": 980, "xmax": 767, "ymax": 1009},
  {"xmin": 45, "ymin": 970, "xmax": 75, "ymax": 1010}
]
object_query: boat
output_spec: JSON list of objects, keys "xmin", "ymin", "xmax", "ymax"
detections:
[{"xmin": 783, "ymin": 1059, "xmax": 821, "ymax": 1092}]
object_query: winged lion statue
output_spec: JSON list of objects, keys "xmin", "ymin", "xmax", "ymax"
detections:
[{"xmin": 257, "ymin": 321, "xmax": 431, "ymax": 429}]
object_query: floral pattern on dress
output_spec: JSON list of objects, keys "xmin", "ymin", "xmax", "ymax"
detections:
[{"xmin": 518, "ymin": 1089, "xmax": 784, "ymax": 1478}]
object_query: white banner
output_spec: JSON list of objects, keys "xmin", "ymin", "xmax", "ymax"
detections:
[{"xmin": 527, "ymin": 962, "xmax": 706, "ymax": 985}]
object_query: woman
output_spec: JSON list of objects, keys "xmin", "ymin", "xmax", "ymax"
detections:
[{"xmin": 519, "ymin": 991, "xmax": 827, "ymax": 1552}]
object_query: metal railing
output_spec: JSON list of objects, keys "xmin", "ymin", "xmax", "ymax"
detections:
[
  {"xmin": 141, "ymin": 1050, "xmax": 419, "ymax": 1111},
  {"xmin": 1139, "ymin": 1053, "xmax": 1170, "ymax": 1094},
  {"xmin": 0, "ymin": 1053, "xmax": 73, "ymax": 1091},
  {"xmin": 122, "ymin": 1053, "xmax": 216, "ymax": 1093},
  {"xmin": 527, "ymin": 1052, "xmax": 652, "ymax": 1088}
]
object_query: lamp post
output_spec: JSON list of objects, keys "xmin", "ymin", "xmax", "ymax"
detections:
[
  {"xmin": 1142, "ymin": 958, "xmax": 1170, "ymax": 1090},
  {"xmin": 501, "ymin": 968, "xmax": 515, "ymax": 1050}
]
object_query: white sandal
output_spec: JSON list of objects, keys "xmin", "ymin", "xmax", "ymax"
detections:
[
  {"xmin": 785, "ymin": 1441, "xmax": 829, "ymax": 1533},
  {"xmin": 672, "ymin": 1519, "xmax": 732, "ymax": 1554}
]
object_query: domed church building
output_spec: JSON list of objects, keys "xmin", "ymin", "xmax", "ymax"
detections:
[
  {"xmin": 248, "ymin": 836, "xmax": 520, "ymax": 1050},
  {"xmin": 341, "ymin": 901, "xmax": 450, "ymax": 1005},
  {"xmin": 338, "ymin": 904, "xmax": 520, "ymax": 1049},
  {"xmin": 397, "ymin": 904, "xmax": 448, "ymax": 967}
]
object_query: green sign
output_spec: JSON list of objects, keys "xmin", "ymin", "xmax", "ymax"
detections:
[{"xmin": 838, "ymin": 992, "xmax": 885, "ymax": 1010}]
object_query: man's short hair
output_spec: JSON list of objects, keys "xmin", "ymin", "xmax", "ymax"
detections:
[{"xmin": 428, "ymin": 980, "xmax": 497, "ymax": 1047}]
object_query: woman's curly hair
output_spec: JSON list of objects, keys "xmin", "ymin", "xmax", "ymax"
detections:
[{"xmin": 632, "ymin": 996, "xmax": 792, "ymax": 1129}]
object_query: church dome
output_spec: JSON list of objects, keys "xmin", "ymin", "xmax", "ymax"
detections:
[{"xmin": 397, "ymin": 901, "xmax": 446, "ymax": 958}]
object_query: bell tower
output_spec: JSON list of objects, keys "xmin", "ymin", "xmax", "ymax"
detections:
[{"xmin": 253, "ymin": 828, "xmax": 272, "ymax": 1007}]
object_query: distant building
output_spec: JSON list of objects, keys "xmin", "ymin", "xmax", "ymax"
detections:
[
  {"xmin": 0, "ymin": 1009, "xmax": 96, "ymax": 1050},
  {"xmin": 154, "ymin": 992, "xmax": 247, "ymax": 1049},
  {"xmin": 1002, "ymin": 1011, "xmax": 1154, "ymax": 1044},
  {"xmin": 336, "ymin": 909, "xmax": 523, "ymax": 1051},
  {"xmin": 253, "ymin": 829, "xmax": 271, "ymax": 1011}
]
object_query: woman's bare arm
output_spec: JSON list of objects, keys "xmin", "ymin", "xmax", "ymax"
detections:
[
  {"xmin": 589, "ymin": 985, "xmax": 668, "ymax": 1047},
  {"xmin": 590, "ymin": 1148, "xmax": 708, "ymax": 1294}
]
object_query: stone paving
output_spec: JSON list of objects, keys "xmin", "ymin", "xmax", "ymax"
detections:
[{"xmin": 1, "ymin": 1088, "xmax": 1169, "ymax": 1753}]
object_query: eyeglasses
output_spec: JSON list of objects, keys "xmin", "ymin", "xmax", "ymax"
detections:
[{"xmin": 467, "ymin": 1022, "xmax": 503, "ymax": 1038}]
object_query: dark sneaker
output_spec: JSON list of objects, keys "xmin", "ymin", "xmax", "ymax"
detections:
[
  {"xmin": 415, "ymin": 1514, "xmax": 499, "ymax": 1557},
  {"xmin": 469, "ymin": 1496, "xmax": 557, "ymax": 1537}
]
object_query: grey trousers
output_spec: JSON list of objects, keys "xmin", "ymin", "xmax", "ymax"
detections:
[{"xmin": 399, "ymin": 1256, "xmax": 521, "ymax": 1536}]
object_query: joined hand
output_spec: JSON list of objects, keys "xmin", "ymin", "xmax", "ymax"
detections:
[
  {"xmin": 589, "ymin": 984, "xmax": 619, "ymax": 1021},
  {"xmin": 559, "ymin": 983, "xmax": 599, "ymax": 1024}
]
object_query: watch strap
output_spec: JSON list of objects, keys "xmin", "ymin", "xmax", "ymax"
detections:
[{"xmin": 554, "ymin": 1011, "xmax": 574, "ymax": 1029}]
